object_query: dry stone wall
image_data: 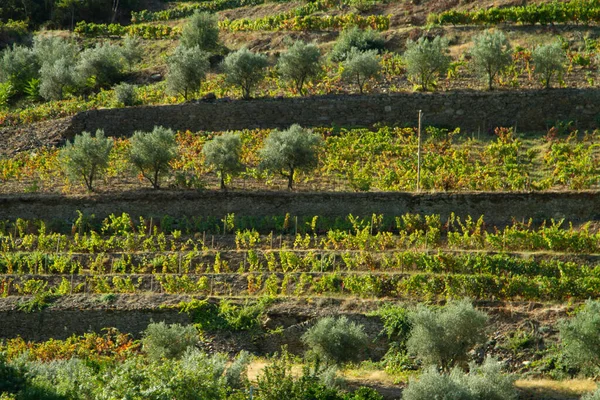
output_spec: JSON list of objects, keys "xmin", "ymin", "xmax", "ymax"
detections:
[{"xmin": 67, "ymin": 89, "xmax": 600, "ymax": 137}]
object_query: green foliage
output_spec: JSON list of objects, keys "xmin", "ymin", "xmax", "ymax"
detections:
[
  {"xmin": 141, "ymin": 321, "xmax": 200, "ymax": 361},
  {"xmin": 374, "ymin": 303, "xmax": 412, "ymax": 351},
  {"xmin": 407, "ymin": 299, "xmax": 488, "ymax": 371},
  {"xmin": 330, "ymin": 26, "xmax": 385, "ymax": 62},
  {"xmin": 404, "ymin": 36, "xmax": 451, "ymax": 91},
  {"xmin": 532, "ymin": 40, "xmax": 567, "ymax": 89},
  {"xmin": 301, "ymin": 316, "xmax": 368, "ymax": 365},
  {"xmin": 202, "ymin": 132, "xmax": 244, "ymax": 189},
  {"xmin": 0, "ymin": 82, "xmax": 13, "ymax": 109},
  {"xmin": 277, "ymin": 40, "xmax": 322, "ymax": 95},
  {"xmin": 583, "ymin": 388, "xmax": 600, "ymax": 400},
  {"xmin": 32, "ymin": 35, "xmax": 79, "ymax": 67},
  {"xmin": 470, "ymin": 30, "xmax": 512, "ymax": 90},
  {"xmin": 341, "ymin": 48, "xmax": 380, "ymax": 94},
  {"xmin": 181, "ymin": 11, "xmax": 220, "ymax": 52},
  {"xmin": 39, "ymin": 57, "xmax": 77, "ymax": 101},
  {"xmin": 129, "ymin": 126, "xmax": 178, "ymax": 189},
  {"xmin": 113, "ymin": 82, "xmax": 137, "ymax": 106},
  {"xmin": 0, "ymin": 45, "xmax": 38, "ymax": 94},
  {"xmin": 559, "ymin": 300, "xmax": 600, "ymax": 376},
  {"xmin": 166, "ymin": 45, "xmax": 210, "ymax": 100},
  {"xmin": 76, "ymin": 42, "xmax": 125, "ymax": 89},
  {"xmin": 403, "ymin": 357, "xmax": 516, "ymax": 400},
  {"xmin": 179, "ymin": 297, "xmax": 272, "ymax": 332},
  {"xmin": 121, "ymin": 35, "xmax": 143, "ymax": 71},
  {"xmin": 60, "ymin": 129, "xmax": 113, "ymax": 191},
  {"xmin": 222, "ymin": 47, "xmax": 268, "ymax": 99},
  {"xmin": 259, "ymin": 124, "xmax": 322, "ymax": 189},
  {"xmin": 0, "ymin": 352, "xmax": 26, "ymax": 394}
]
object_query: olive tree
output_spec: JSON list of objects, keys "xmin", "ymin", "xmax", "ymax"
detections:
[
  {"xmin": 129, "ymin": 126, "xmax": 178, "ymax": 189},
  {"xmin": 532, "ymin": 40, "xmax": 567, "ymax": 89},
  {"xmin": 407, "ymin": 299, "xmax": 488, "ymax": 372},
  {"xmin": 330, "ymin": 26, "xmax": 385, "ymax": 62},
  {"xmin": 202, "ymin": 132, "xmax": 243, "ymax": 190},
  {"xmin": 222, "ymin": 48, "xmax": 268, "ymax": 99},
  {"xmin": 259, "ymin": 124, "xmax": 322, "ymax": 190},
  {"xmin": 277, "ymin": 40, "xmax": 321, "ymax": 95},
  {"xmin": 121, "ymin": 34, "xmax": 143, "ymax": 71},
  {"xmin": 60, "ymin": 129, "xmax": 113, "ymax": 191},
  {"xmin": 301, "ymin": 316, "xmax": 368, "ymax": 365},
  {"xmin": 40, "ymin": 57, "xmax": 77, "ymax": 100},
  {"xmin": 559, "ymin": 300, "xmax": 600, "ymax": 376},
  {"xmin": 0, "ymin": 45, "xmax": 39, "ymax": 94},
  {"xmin": 76, "ymin": 42, "xmax": 125, "ymax": 89},
  {"xmin": 404, "ymin": 36, "xmax": 451, "ymax": 91},
  {"xmin": 180, "ymin": 11, "xmax": 219, "ymax": 52},
  {"xmin": 341, "ymin": 48, "xmax": 380, "ymax": 94},
  {"xmin": 470, "ymin": 30, "xmax": 512, "ymax": 90},
  {"xmin": 166, "ymin": 45, "xmax": 210, "ymax": 100}
]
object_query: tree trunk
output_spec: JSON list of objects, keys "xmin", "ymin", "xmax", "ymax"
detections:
[
  {"xmin": 220, "ymin": 172, "xmax": 226, "ymax": 190},
  {"xmin": 287, "ymin": 168, "xmax": 294, "ymax": 190}
]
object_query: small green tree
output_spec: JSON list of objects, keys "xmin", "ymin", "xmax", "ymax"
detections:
[
  {"xmin": 341, "ymin": 48, "xmax": 380, "ymax": 94},
  {"xmin": 301, "ymin": 316, "xmax": 368, "ymax": 365},
  {"xmin": 0, "ymin": 45, "xmax": 39, "ymax": 94},
  {"xmin": 129, "ymin": 126, "xmax": 178, "ymax": 189},
  {"xmin": 76, "ymin": 42, "xmax": 125, "ymax": 89},
  {"xmin": 559, "ymin": 299, "xmax": 600, "ymax": 376},
  {"xmin": 330, "ymin": 27, "xmax": 385, "ymax": 62},
  {"xmin": 259, "ymin": 124, "xmax": 322, "ymax": 190},
  {"xmin": 40, "ymin": 57, "xmax": 77, "ymax": 100},
  {"xmin": 32, "ymin": 35, "xmax": 79, "ymax": 67},
  {"xmin": 202, "ymin": 132, "xmax": 243, "ymax": 190},
  {"xmin": 277, "ymin": 40, "xmax": 321, "ymax": 95},
  {"xmin": 120, "ymin": 35, "xmax": 143, "ymax": 71},
  {"xmin": 532, "ymin": 41, "xmax": 567, "ymax": 89},
  {"xmin": 223, "ymin": 48, "xmax": 268, "ymax": 99},
  {"xmin": 180, "ymin": 11, "xmax": 220, "ymax": 52},
  {"xmin": 404, "ymin": 36, "xmax": 451, "ymax": 91},
  {"xmin": 142, "ymin": 322, "xmax": 200, "ymax": 361},
  {"xmin": 407, "ymin": 299, "xmax": 488, "ymax": 372},
  {"xmin": 114, "ymin": 82, "xmax": 137, "ymax": 106},
  {"xmin": 166, "ymin": 45, "xmax": 210, "ymax": 100},
  {"xmin": 470, "ymin": 30, "xmax": 512, "ymax": 90},
  {"xmin": 60, "ymin": 129, "xmax": 113, "ymax": 191}
]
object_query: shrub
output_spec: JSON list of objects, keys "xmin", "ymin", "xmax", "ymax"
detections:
[
  {"xmin": 404, "ymin": 36, "xmax": 451, "ymax": 91},
  {"xmin": 330, "ymin": 27, "xmax": 385, "ymax": 62},
  {"xmin": 470, "ymin": 30, "xmax": 512, "ymax": 90},
  {"xmin": 141, "ymin": 321, "xmax": 200, "ymax": 361},
  {"xmin": 277, "ymin": 40, "xmax": 321, "ymax": 95},
  {"xmin": 532, "ymin": 40, "xmax": 567, "ymax": 89},
  {"xmin": 301, "ymin": 316, "xmax": 368, "ymax": 365},
  {"xmin": 76, "ymin": 42, "xmax": 125, "ymax": 89},
  {"xmin": 32, "ymin": 35, "xmax": 79, "ymax": 68},
  {"xmin": 113, "ymin": 82, "xmax": 137, "ymax": 106},
  {"xmin": 259, "ymin": 124, "xmax": 322, "ymax": 190},
  {"xmin": 202, "ymin": 132, "xmax": 244, "ymax": 189},
  {"xmin": 341, "ymin": 48, "xmax": 380, "ymax": 94},
  {"xmin": 406, "ymin": 299, "xmax": 488, "ymax": 371},
  {"xmin": 403, "ymin": 357, "xmax": 516, "ymax": 400},
  {"xmin": 0, "ymin": 82, "xmax": 13, "ymax": 109},
  {"xmin": 559, "ymin": 299, "xmax": 600, "ymax": 376},
  {"xmin": 60, "ymin": 129, "xmax": 113, "ymax": 191},
  {"xmin": 180, "ymin": 11, "xmax": 220, "ymax": 52},
  {"xmin": 166, "ymin": 45, "xmax": 210, "ymax": 100},
  {"xmin": 583, "ymin": 389, "xmax": 600, "ymax": 400},
  {"xmin": 0, "ymin": 45, "xmax": 39, "ymax": 94},
  {"xmin": 222, "ymin": 47, "xmax": 268, "ymax": 99},
  {"xmin": 39, "ymin": 57, "xmax": 77, "ymax": 100},
  {"xmin": 120, "ymin": 34, "xmax": 142, "ymax": 71},
  {"xmin": 129, "ymin": 126, "xmax": 178, "ymax": 189}
]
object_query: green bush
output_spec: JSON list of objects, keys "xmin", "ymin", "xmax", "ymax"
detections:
[
  {"xmin": 404, "ymin": 36, "xmax": 451, "ymax": 91},
  {"xmin": 166, "ymin": 45, "xmax": 210, "ymax": 100},
  {"xmin": 583, "ymin": 388, "xmax": 600, "ymax": 400},
  {"xmin": 60, "ymin": 129, "xmax": 113, "ymax": 191},
  {"xmin": 407, "ymin": 299, "xmax": 488, "ymax": 371},
  {"xmin": 301, "ymin": 316, "xmax": 368, "ymax": 365},
  {"xmin": 181, "ymin": 11, "xmax": 220, "ymax": 52},
  {"xmin": 532, "ymin": 40, "xmax": 567, "ymax": 89},
  {"xmin": 559, "ymin": 300, "xmax": 600, "ymax": 376},
  {"xmin": 113, "ymin": 82, "xmax": 137, "ymax": 106},
  {"xmin": 341, "ymin": 48, "xmax": 380, "ymax": 94},
  {"xmin": 403, "ymin": 357, "xmax": 516, "ymax": 400},
  {"xmin": 202, "ymin": 132, "xmax": 244, "ymax": 189},
  {"xmin": 141, "ymin": 321, "xmax": 200, "ymax": 361},
  {"xmin": 259, "ymin": 124, "xmax": 322, "ymax": 190},
  {"xmin": 470, "ymin": 29, "xmax": 512, "ymax": 90},
  {"xmin": 330, "ymin": 27, "xmax": 385, "ymax": 62},
  {"xmin": 222, "ymin": 47, "xmax": 268, "ymax": 99},
  {"xmin": 39, "ymin": 57, "xmax": 77, "ymax": 100},
  {"xmin": 121, "ymin": 34, "xmax": 142, "ymax": 71},
  {"xmin": 277, "ymin": 40, "xmax": 321, "ymax": 95},
  {"xmin": 76, "ymin": 42, "xmax": 125, "ymax": 89},
  {"xmin": 129, "ymin": 126, "xmax": 178, "ymax": 189},
  {"xmin": 0, "ymin": 45, "xmax": 38, "ymax": 94}
]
